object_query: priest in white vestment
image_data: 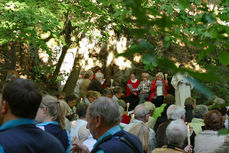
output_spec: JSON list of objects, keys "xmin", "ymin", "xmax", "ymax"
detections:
[{"xmin": 171, "ymin": 73, "xmax": 193, "ymax": 107}]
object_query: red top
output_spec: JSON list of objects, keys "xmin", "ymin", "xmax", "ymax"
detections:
[
  {"xmin": 126, "ymin": 79, "xmax": 140, "ymax": 97},
  {"xmin": 121, "ymin": 114, "xmax": 130, "ymax": 124},
  {"xmin": 148, "ymin": 79, "xmax": 170, "ymax": 101}
]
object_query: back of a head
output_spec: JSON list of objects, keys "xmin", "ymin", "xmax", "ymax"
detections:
[
  {"xmin": 41, "ymin": 95, "xmax": 66, "ymax": 129},
  {"xmin": 193, "ymin": 105, "xmax": 208, "ymax": 119},
  {"xmin": 134, "ymin": 104, "xmax": 149, "ymax": 121},
  {"xmin": 76, "ymin": 103, "xmax": 88, "ymax": 119},
  {"xmin": 166, "ymin": 119, "xmax": 187, "ymax": 147},
  {"xmin": 89, "ymin": 97, "xmax": 121, "ymax": 127},
  {"xmin": 87, "ymin": 90, "xmax": 101, "ymax": 99},
  {"xmin": 204, "ymin": 110, "xmax": 223, "ymax": 131},
  {"xmin": 78, "ymin": 124, "xmax": 90, "ymax": 141},
  {"xmin": 113, "ymin": 86, "xmax": 122, "ymax": 95},
  {"xmin": 86, "ymin": 70, "xmax": 94, "ymax": 79},
  {"xmin": 102, "ymin": 88, "xmax": 113, "ymax": 97},
  {"xmin": 2, "ymin": 78, "xmax": 42, "ymax": 119},
  {"xmin": 144, "ymin": 101, "xmax": 155, "ymax": 113},
  {"xmin": 95, "ymin": 72, "xmax": 104, "ymax": 80},
  {"xmin": 209, "ymin": 104, "xmax": 227, "ymax": 116},
  {"xmin": 167, "ymin": 105, "xmax": 185, "ymax": 120},
  {"xmin": 129, "ymin": 122, "xmax": 149, "ymax": 153},
  {"xmin": 185, "ymin": 97, "xmax": 196, "ymax": 106},
  {"xmin": 164, "ymin": 94, "xmax": 175, "ymax": 106}
]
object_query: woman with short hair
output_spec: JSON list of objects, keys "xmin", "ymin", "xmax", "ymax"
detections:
[{"xmin": 194, "ymin": 110, "xmax": 225, "ymax": 153}]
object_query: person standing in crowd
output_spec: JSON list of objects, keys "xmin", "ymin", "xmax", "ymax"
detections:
[
  {"xmin": 124, "ymin": 104, "xmax": 156, "ymax": 152},
  {"xmin": 126, "ymin": 72, "xmax": 141, "ymax": 110},
  {"xmin": 184, "ymin": 97, "xmax": 196, "ymax": 123},
  {"xmin": 71, "ymin": 97, "xmax": 144, "ymax": 153},
  {"xmin": 152, "ymin": 120, "xmax": 188, "ymax": 153},
  {"xmin": 0, "ymin": 79, "xmax": 65, "ymax": 153},
  {"xmin": 70, "ymin": 103, "xmax": 88, "ymax": 139},
  {"xmin": 194, "ymin": 110, "xmax": 225, "ymax": 153},
  {"xmin": 149, "ymin": 72, "xmax": 170, "ymax": 107},
  {"xmin": 112, "ymin": 86, "xmax": 123, "ymax": 103},
  {"xmin": 88, "ymin": 72, "xmax": 104, "ymax": 93},
  {"xmin": 132, "ymin": 73, "xmax": 151, "ymax": 104},
  {"xmin": 171, "ymin": 64, "xmax": 193, "ymax": 107},
  {"xmin": 189, "ymin": 105, "xmax": 208, "ymax": 148},
  {"xmin": 70, "ymin": 103, "xmax": 96, "ymax": 151},
  {"xmin": 74, "ymin": 70, "xmax": 86, "ymax": 98},
  {"xmin": 153, "ymin": 94, "xmax": 175, "ymax": 131},
  {"xmin": 80, "ymin": 70, "xmax": 94, "ymax": 99},
  {"xmin": 35, "ymin": 95, "xmax": 71, "ymax": 153}
]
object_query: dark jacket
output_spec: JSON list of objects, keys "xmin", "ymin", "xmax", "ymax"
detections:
[
  {"xmin": 156, "ymin": 119, "xmax": 172, "ymax": 148},
  {"xmin": 0, "ymin": 124, "xmax": 65, "ymax": 153},
  {"xmin": 88, "ymin": 79, "xmax": 104, "ymax": 93},
  {"xmin": 91, "ymin": 130, "xmax": 144, "ymax": 153},
  {"xmin": 185, "ymin": 105, "xmax": 194, "ymax": 123}
]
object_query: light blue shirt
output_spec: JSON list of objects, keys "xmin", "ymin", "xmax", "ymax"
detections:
[
  {"xmin": 93, "ymin": 125, "xmax": 121, "ymax": 153},
  {"xmin": 0, "ymin": 118, "xmax": 35, "ymax": 153}
]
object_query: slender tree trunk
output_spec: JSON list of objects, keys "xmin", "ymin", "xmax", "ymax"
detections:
[
  {"xmin": 49, "ymin": 19, "xmax": 73, "ymax": 85},
  {"xmin": 63, "ymin": 53, "xmax": 81, "ymax": 95},
  {"xmin": 62, "ymin": 33, "xmax": 84, "ymax": 95}
]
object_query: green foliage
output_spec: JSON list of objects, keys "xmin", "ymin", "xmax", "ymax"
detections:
[
  {"xmin": 0, "ymin": 0, "xmax": 61, "ymax": 50},
  {"xmin": 116, "ymin": 0, "xmax": 229, "ymax": 99}
]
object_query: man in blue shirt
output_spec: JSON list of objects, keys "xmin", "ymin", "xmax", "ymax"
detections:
[
  {"xmin": 0, "ymin": 78, "xmax": 65, "ymax": 153},
  {"xmin": 71, "ymin": 97, "xmax": 144, "ymax": 153}
]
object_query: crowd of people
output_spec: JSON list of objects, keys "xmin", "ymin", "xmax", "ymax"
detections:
[{"xmin": 0, "ymin": 67, "xmax": 228, "ymax": 153}]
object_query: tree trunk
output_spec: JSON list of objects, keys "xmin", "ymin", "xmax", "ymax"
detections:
[
  {"xmin": 49, "ymin": 18, "xmax": 73, "ymax": 85},
  {"xmin": 63, "ymin": 53, "xmax": 82, "ymax": 95}
]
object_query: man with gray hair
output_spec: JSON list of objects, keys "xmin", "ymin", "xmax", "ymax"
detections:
[
  {"xmin": 190, "ymin": 105, "xmax": 208, "ymax": 135},
  {"xmin": 152, "ymin": 119, "xmax": 187, "ymax": 153},
  {"xmin": 71, "ymin": 97, "xmax": 144, "ymax": 153},
  {"xmin": 88, "ymin": 72, "xmax": 104, "ymax": 93},
  {"xmin": 144, "ymin": 101, "xmax": 156, "ymax": 129},
  {"xmin": 156, "ymin": 104, "xmax": 185, "ymax": 148},
  {"xmin": 124, "ymin": 104, "xmax": 156, "ymax": 152}
]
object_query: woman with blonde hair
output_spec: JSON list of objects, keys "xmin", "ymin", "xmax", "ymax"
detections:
[
  {"xmin": 148, "ymin": 72, "xmax": 170, "ymax": 107},
  {"xmin": 129, "ymin": 122, "xmax": 150, "ymax": 153},
  {"xmin": 35, "ymin": 95, "xmax": 71, "ymax": 153},
  {"xmin": 132, "ymin": 73, "xmax": 151, "ymax": 104}
]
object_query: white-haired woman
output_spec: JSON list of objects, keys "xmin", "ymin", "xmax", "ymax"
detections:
[
  {"xmin": 35, "ymin": 95, "xmax": 71, "ymax": 153},
  {"xmin": 148, "ymin": 72, "xmax": 169, "ymax": 107},
  {"xmin": 132, "ymin": 73, "xmax": 152, "ymax": 104}
]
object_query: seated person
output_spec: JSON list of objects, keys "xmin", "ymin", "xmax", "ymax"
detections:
[
  {"xmin": 112, "ymin": 86, "xmax": 123, "ymax": 103},
  {"xmin": 84, "ymin": 90, "xmax": 101, "ymax": 104},
  {"xmin": 152, "ymin": 120, "xmax": 188, "ymax": 153},
  {"xmin": 102, "ymin": 88, "xmax": 113, "ymax": 98},
  {"xmin": 65, "ymin": 94, "xmax": 78, "ymax": 121},
  {"xmin": 194, "ymin": 110, "xmax": 225, "ymax": 153}
]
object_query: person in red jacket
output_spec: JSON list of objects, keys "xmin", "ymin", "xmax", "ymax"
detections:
[
  {"xmin": 148, "ymin": 72, "xmax": 170, "ymax": 107},
  {"xmin": 126, "ymin": 72, "xmax": 140, "ymax": 110}
]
